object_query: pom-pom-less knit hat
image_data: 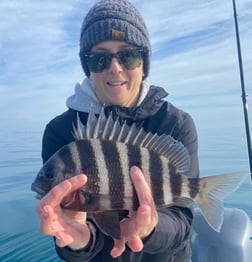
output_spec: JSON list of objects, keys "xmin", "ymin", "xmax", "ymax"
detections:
[{"xmin": 79, "ymin": 0, "xmax": 151, "ymax": 78}]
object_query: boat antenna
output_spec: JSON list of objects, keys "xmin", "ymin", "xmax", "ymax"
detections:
[{"xmin": 232, "ymin": 0, "xmax": 252, "ymax": 179}]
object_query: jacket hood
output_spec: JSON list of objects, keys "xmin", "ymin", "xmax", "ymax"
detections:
[{"xmin": 66, "ymin": 78, "xmax": 168, "ymax": 120}]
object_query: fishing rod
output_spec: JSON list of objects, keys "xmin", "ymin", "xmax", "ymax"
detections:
[{"xmin": 232, "ymin": 0, "xmax": 252, "ymax": 179}]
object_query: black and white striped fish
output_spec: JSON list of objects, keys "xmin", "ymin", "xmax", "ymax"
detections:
[{"xmin": 31, "ymin": 107, "xmax": 248, "ymax": 239}]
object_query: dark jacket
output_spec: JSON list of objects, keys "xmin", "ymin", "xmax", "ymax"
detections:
[{"xmin": 41, "ymin": 85, "xmax": 199, "ymax": 262}]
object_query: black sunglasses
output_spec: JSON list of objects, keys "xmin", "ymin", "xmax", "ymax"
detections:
[{"xmin": 82, "ymin": 48, "xmax": 144, "ymax": 73}]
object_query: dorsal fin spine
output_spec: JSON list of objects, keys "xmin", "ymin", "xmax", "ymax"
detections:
[
  {"xmin": 109, "ymin": 116, "xmax": 121, "ymax": 140},
  {"xmin": 132, "ymin": 127, "xmax": 146, "ymax": 145},
  {"xmin": 73, "ymin": 106, "xmax": 190, "ymax": 173},
  {"xmin": 117, "ymin": 121, "xmax": 130, "ymax": 142},
  {"xmin": 93, "ymin": 107, "xmax": 104, "ymax": 138},
  {"xmin": 85, "ymin": 106, "xmax": 94, "ymax": 139}
]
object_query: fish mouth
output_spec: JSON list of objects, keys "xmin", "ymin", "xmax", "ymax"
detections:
[{"xmin": 31, "ymin": 183, "xmax": 47, "ymax": 198}]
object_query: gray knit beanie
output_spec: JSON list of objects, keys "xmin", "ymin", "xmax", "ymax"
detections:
[{"xmin": 79, "ymin": 0, "xmax": 151, "ymax": 78}]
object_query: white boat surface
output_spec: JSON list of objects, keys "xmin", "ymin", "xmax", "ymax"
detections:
[{"xmin": 190, "ymin": 208, "xmax": 252, "ymax": 262}]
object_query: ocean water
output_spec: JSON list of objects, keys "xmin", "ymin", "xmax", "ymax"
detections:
[
  {"xmin": 0, "ymin": 128, "xmax": 62, "ymax": 262},
  {"xmin": 0, "ymin": 105, "xmax": 252, "ymax": 262}
]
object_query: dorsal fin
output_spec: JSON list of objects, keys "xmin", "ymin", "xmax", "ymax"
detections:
[
  {"xmin": 73, "ymin": 106, "xmax": 190, "ymax": 173},
  {"xmin": 72, "ymin": 112, "xmax": 85, "ymax": 140}
]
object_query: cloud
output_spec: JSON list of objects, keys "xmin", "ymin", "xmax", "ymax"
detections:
[
  {"xmin": 140, "ymin": 0, "xmax": 252, "ymax": 110},
  {"xmin": 0, "ymin": 0, "xmax": 251, "ymax": 131},
  {"xmin": 0, "ymin": 0, "xmax": 82, "ymax": 127}
]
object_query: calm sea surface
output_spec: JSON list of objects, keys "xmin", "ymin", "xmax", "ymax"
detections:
[{"xmin": 0, "ymin": 103, "xmax": 252, "ymax": 261}]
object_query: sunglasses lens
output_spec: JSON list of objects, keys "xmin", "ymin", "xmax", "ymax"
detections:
[
  {"xmin": 87, "ymin": 53, "xmax": 111, "ymax": 73},
  {"xmin": 85, "ymin": 48, "xmax": 143, "ymax": 73},
  {"xmin": 119, "ymin": 49, "xmax": 142, "ymax": 70}
]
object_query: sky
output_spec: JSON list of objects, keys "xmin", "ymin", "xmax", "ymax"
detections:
[{"xmin": 0, "ymin": 0, "xmax": 252, "ymax": 172}]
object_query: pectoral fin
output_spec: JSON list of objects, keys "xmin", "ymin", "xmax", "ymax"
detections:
[{"xmin": 91, "ymin": 210, "xmax": 129, "ymax": 239}]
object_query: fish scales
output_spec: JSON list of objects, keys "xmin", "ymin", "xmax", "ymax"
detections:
[
  {"xmin": 76, "ymin": 140, "xmax": 100, "ymax": 195},
  {"xmin": 57, "ymin": 144, "xmax": 76, "ymax": 176},
  {"xmin": 169, "ymin": 163, "xmax": 182, "ymax": 200},
  {"xmin": 89, "ymin": 139, "xmax": 110, "ymax": 197},
  {"xmin": 31, "ymin": 106, "xmax": 249, "ymax": 238},
  {"xmin": 160, "ymin": 156, "xmax": 173, "ymax": 205},
  {"xmin": 127, "ymin": 143, "xmax": 142, "ymax": 167},
  {"xmin": 149, "ymin": 149, "xmax": 165, "ymax": 206},
  {"xmin": 188, "ymin": 178, "xmax": 200, "ymax": 199},
  {"xmin": 115, "ymin": 142, "xmax": 134, "ymax": 209},
  {"xmin": 68, "ymin": 142, "xmax": 82, "ymax": 175},
  {"xmin": 100, "ymin": 139, "xmax": 125, "ymax": 210},
  {"xmin": 126, "ymin": 143, "xmax": 143, "ymax": 210},
  {"xmin": 75, "ymin": 136, "xmax": 176, "ymax": 211}
]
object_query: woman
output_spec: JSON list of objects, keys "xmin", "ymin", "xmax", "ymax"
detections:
[{"xmin": 35, "ymin": 0, "xmax": 199, "ymax": 261}]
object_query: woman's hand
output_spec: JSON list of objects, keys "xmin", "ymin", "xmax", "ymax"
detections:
[
  {"xmin": 36, "ymin": 175, "xmax": 92, "ymax": 250},
  {"xmin": 36, "ymin": 167, "xmax": 158, "ymax": 257},
  {"xmin": 111, "ymin": 166, "xmax": 158, "ymax": 258}
]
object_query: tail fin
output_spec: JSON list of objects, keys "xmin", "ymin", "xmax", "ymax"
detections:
[{"xmin": 194, "ymin": 172, "xmax": 248, "ymax": 232}]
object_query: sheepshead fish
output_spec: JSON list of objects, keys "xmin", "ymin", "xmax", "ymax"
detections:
[{"xmin": 31, "ymin": 107, "xmax": 248, "ymax": 239}]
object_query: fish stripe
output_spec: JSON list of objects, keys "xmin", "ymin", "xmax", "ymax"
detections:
[
  {"xmin": 90, "ymin": 140, "xmax": 109, "ymax": 196},
  {"xmin": 101, "ymin": 140, "xmax": 125, "ymax": 209},
  {"xmin": 116, "ymin": 142, "xmax": 133, "ymax": 210},
  {"xmin": 127, "ymin": 144, "xmax": 142, "ymax": 210},
  {"xmin": 68, "ymin": 143, "xmax": 82, "ymax": 173},
  {"xmin": 76, "ymin": 140, "xmax": 100, "ymax": 194},
  {"xmin": 189, "ymin": 178, "xmax": 200, "ymax": 199},
  {"xmin": 57, "ymin": 144, "xmax": 76, "ymax": 177},
  {"xmin": 139, "ymin": 147, "xmax": 150, "ymax": 179},
  {"xmin": 161, "ymin": 159, "xmax": 173, "ymax": 204},
  {"xmin": 127, "ymin": 144, "xmax": 142, "ymax": 167},
  {"xmin": 169, "ymin": 163, "xmax": 182, "ymax": 200},
  {"xmin": 149, "ymin": 150, "xmax": 165, "ymax": 206}
]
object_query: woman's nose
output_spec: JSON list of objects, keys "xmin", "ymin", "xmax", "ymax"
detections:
[{"xmin": 108, "ymin": 57, "xmax": 123, "ymax": 73}]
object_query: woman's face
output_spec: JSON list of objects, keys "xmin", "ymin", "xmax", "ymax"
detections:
[{"xmin": 89, "ymin": 40, "xmax": 144, "ymax": 107}]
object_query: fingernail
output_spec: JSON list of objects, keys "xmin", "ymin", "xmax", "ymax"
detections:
[
  {"xmin": 110, "ymin": 248, "xmax": 121, "ymax": 258},
  {"xmin": 131, "ymin": 166, "xmax": 136, "ymax": 171},
  {"xmin": 131, "ymin": 166, "xmax": 139, "ymax": 175},
  {"xmin": 78, "ymin": 174, "xmax": 87, "ymax": 183}
]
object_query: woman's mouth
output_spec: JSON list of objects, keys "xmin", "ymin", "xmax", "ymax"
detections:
[{"xmin": 107, "ymin": 81, "xmax": 127, "ymax": 86}]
